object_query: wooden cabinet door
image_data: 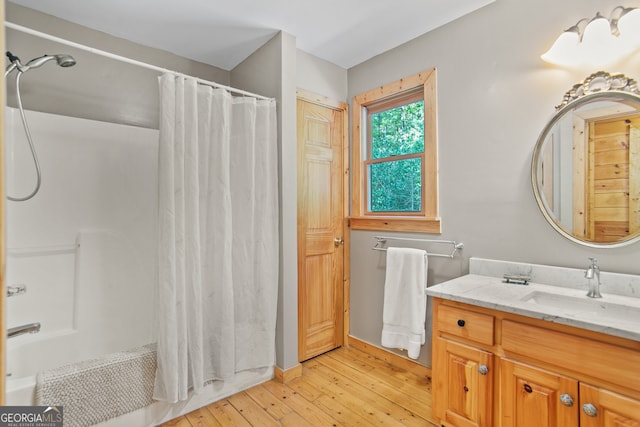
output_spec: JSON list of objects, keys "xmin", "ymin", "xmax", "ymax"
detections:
[
  {"xmin": 580, "ymin": 383, "xmax": 640, "ymax": 427},
  {"xmin": 500, "ymin": 358, "xmax": 579, "ymax": 427},
  {"xmin": 433, "ymin": 338, "xmax": 493, "ymax": 427}
]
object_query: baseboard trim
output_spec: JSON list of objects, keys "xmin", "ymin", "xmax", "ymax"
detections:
[
  {"xmin": 347, "ymin": 335, "xmax": 432, "ymax": 379},
  {"xmin": 274, "ymin": 363, "xmax": 303, "ymax": 383}
]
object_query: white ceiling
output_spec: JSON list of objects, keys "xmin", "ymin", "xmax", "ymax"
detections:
[{"xmin": 8, "ymin": 0, "xmax": 494, "ymax": 70}]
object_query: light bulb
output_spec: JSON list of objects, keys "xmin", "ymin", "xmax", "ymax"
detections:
[
  {"xmin": 617, "ymin": 8, "xmax": 640, "ymax": 54},
  {"xmin": 579, "ymin": 13, "xmax": 621, "ymax": 66},
  {"xmin": 541, "ymin": 28, "xmax": 581, "ymax": 66}
]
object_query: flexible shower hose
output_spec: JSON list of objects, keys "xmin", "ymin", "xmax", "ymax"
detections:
[{"xmin": 5, "ymin": 69, "xmax": 43, "ymax": 201}]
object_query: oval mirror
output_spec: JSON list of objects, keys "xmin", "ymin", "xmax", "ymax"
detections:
[{"xmin": 532, "ymin": 71, "xmax": 640, "ymax": 248}]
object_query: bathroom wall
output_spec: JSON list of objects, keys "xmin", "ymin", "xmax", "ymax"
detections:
[
  {"xmin": 232, "ymin": 31, "xmax": 300, "ymax": 371},
  {"xmin": 5, "ymin": 107, "xmax": 158, "ymax": 376},
  {"xmin": 232, "ymin": 35, "xmax": 347, "ymax": 370},
  {"xmin": 296, "ymin": 50, "xmax": 348, "ymax": 102},
  {"xmin": 5, "ymin": 2, "xmax": 230, "ymax": 128},
  {"xmin": 3, "ymin": 2, "xmax": 349, "ymax": 374},
  {"xmin": 347, "ymin": 0, "xmax": 640, "ymax": 364},
  {"xmin": 8, "ymin": 0, "xmax": 639, "ymax": 375}
]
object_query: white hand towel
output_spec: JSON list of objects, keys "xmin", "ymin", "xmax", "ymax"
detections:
[{"xmin": 381, "ymin": 247, "xmax": 427, "ymax": 359}]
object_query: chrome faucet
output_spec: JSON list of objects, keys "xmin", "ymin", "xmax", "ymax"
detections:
[
  {"xmin": 7, "ymin": 322, "xmax": 41, "ymax": 339},
  {"xmin": 585, "ymin": 257, "xmax": 602, "ymax": 298}
]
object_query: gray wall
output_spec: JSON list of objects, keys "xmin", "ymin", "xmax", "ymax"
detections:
[
  {"xmin": 347, "ymin": 0, "xmax": 640, "ymax": 365},
  {"xmin": 4, "ymin": 2, "xmax": 349, "ymax": 372},
  {"xmin": 5, "ymin": 2, "xmax": 230, "ymax": 128},
  {"xmin": 296, "ymin": 50, "xmax": 348, "ymax": 102},
  {"xmin": 7, "ymin": 0, "xmax": 640, "ymax": 372},
  {"xmin": 232, "ymin": 32, "xmax": 301, "ymax": 371},
  {"xmin": 233, "ymin": 42, "xmax": 347, "ymax": 370}
]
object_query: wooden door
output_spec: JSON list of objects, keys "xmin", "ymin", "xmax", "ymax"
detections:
[
  {"xmin": 580, "ymin": 383, "xmax": 640, "ymax": 427},
  {"xmin": 433, "ymin": 338, "xmax": 493, "ymax": 427},
  {"xmin": 587, "ymin": 115, "xmax": 640, "ymax": 242},
  {"xmin": 297, "ymin": 94, "xmax": 347, "ymax": 362},
  {"xmin": 500, "ymin": 358, "xmax": 579, "ymax": 427},
  {"xmin": 630, "ymin": 126, "xmax": 640, "ymax": 235}
]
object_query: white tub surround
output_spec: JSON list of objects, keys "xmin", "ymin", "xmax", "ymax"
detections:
[
  {"xmin": 426, "ymin": 258, "xmax": 640, "ymax": 341},
  {"xmin": 5, "ymin": 108, "xmax": 158, "ymax": 381}
]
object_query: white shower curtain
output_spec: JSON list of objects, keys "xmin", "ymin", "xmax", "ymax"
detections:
[{"xmin": 153, "ymin": 73, "xmax": 279, "ymax": 403}]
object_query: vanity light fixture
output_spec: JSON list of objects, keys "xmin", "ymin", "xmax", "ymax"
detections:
[{"xmin": 542, "ymin": 6, "xmax": 640, "ymax": 67}]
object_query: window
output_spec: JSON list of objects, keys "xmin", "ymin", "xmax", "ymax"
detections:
[
  {"xmin": 351, "ymin": 68, "xmax": 440, "ymax": 232},
  {"xmin": 368, "ymin": 90, "xmax": 424, "ymax": 213}
]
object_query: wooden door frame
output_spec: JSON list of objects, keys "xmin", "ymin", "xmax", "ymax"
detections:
[
  {"xmin": 295, "ymin": 89, "xmax": 350, "ymax": 351},
  {"xmin": 629, "ymin": 126, "xmax": 639, "ymax": 234}
]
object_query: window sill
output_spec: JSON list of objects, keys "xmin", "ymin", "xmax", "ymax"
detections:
[{"xmin": 349, "ymin": 216, "xmax": 441, "ymax": 233}]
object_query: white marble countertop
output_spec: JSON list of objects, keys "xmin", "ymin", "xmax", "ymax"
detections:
[{"xmin": 427, "ymin": 274, "xmax": 640, "ymax": 342}]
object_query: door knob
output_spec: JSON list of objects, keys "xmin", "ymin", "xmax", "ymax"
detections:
[{"xmin": 334, "ymin": 237, "xmax": 344, "ymax": 247}]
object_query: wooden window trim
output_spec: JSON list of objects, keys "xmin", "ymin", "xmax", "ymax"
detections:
[{"xmin": 350, "ymin": 68, "xmax": 440, "ymax": 233}]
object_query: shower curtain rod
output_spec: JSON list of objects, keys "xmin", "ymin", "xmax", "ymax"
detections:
[{"xmin": 4, "ymin": 21, "xmax": 274, "ymax": 101}]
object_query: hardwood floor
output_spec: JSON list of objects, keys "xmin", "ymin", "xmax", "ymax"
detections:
[{"xmin": 159, "ymin": 346, "xmax": 438, "ymax": 426}]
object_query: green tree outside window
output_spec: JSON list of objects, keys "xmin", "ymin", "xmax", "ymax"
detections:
[{"xmin": 369, "ymin": 100, "xmax": 424, "ymax": 212}]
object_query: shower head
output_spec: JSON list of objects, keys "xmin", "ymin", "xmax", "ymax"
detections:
[
  {"xmin": 55, "ymin": 54, "xmax": 76, "ymax": 67},
  {"xmin": 25, "ymin": 54, "xmax": 77, "ymax": 70},
  {"xmin": 5, "ymin": 51, "xmax": 76, "ymax": 76}
]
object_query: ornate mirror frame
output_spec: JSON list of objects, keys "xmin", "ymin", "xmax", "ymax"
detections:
[{"xmin": 532, "ymin": 71, "xmax": 640, "ymax": 248}]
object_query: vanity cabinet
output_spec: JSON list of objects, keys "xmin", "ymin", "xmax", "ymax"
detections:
[
  {"xmin": 434, "ymin": 338, "xmax": 493, "ymax": 427},
  {"xmin": 433, "ymin": 304, "xmax": 495, "ymax": 427},
  {"xmin": 500, "ymin": 358, "xmax": 579, "ymax": 426},
  {"xmin": 432, "ymin": 298, "xmax": 640, "ymax": 427},
  {"xmin": 578, "ymin": 383, "xmax": 640, "ymax": 426}
]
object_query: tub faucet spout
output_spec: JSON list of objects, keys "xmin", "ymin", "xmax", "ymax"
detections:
[
  {"xmin": 585, "ymin": 257, "xmax": 602, "ymax": 299},
  {"xmin": 7, "ymin": 322, "xmax": 41, "ymax": 338}
]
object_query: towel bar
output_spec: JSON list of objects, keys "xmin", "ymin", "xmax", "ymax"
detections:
[{"xmin": 372, "ymin": 236, "xmax": 463, "ymax": 259}]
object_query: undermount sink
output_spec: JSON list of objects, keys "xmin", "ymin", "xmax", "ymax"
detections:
[{"xmin": 521, "ymin": 290, "xmax": 640, "ymax": 323}]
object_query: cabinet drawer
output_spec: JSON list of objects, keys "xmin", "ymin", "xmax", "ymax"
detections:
[
  {"xmin": 437, "ymin": 304, "xmax": 494, "ymax": 346},
  {"xmin": 502, "ymin": 320, "xmax": 640, "ymax": 394}
]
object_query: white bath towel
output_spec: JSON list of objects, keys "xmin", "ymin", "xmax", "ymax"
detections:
[{"xmin": 381, "ymin": 247, "xmax": 427, "ymax": 360}]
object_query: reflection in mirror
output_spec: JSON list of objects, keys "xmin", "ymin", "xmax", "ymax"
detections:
[{"xmin": 532, "ymin": 72, "xmax": 640, "ymax": 248}]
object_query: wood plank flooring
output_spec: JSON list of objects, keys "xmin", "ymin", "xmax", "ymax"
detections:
[{"xmin": 159, "ymin": 346, "xmax": 438, "ymax": 426}]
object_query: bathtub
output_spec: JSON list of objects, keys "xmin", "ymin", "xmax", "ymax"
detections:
[
  {"xmin": 4, "ymin": 107, "xmax": 275, "ymax": 426},
  {"xmin": 5, "ymin": 231, "xmax": 157, "ymax": 423},
  {"xmin": 6, "ymin": 348, "xmax": 274, "ymax": 427},
  {"xmin": 5, "ymin": 107, "xmax": 158, "ymax": 417},
  {"xmin": 5, "ymin": 375, "xmax": 36, "ymax": 406},
  {"xmin": 6, "ymin": 346, "xmax": 273, "ymax": 427},
  {"xmin": 5, "ymin": 309, "xmax": 273, "ymax": 426},
  {"xmin": 5, "ymin": 326, "xmax": 154, "ymax": 405},
  {"xmin": 5, "ymin": 230, "xmax": 157, "ymax": 408}
]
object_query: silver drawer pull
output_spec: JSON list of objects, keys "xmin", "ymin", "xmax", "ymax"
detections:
[
  {"xmin": 582, "ymin": 403, "xmax": 598, "ymax": 417},
  {"xmin": 478, "ymin": 365, "xmax": 488, "ymax": 376},
  {"xmin": 559, "ymin": 394, "xmax": 574, "ymax": 407}
]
